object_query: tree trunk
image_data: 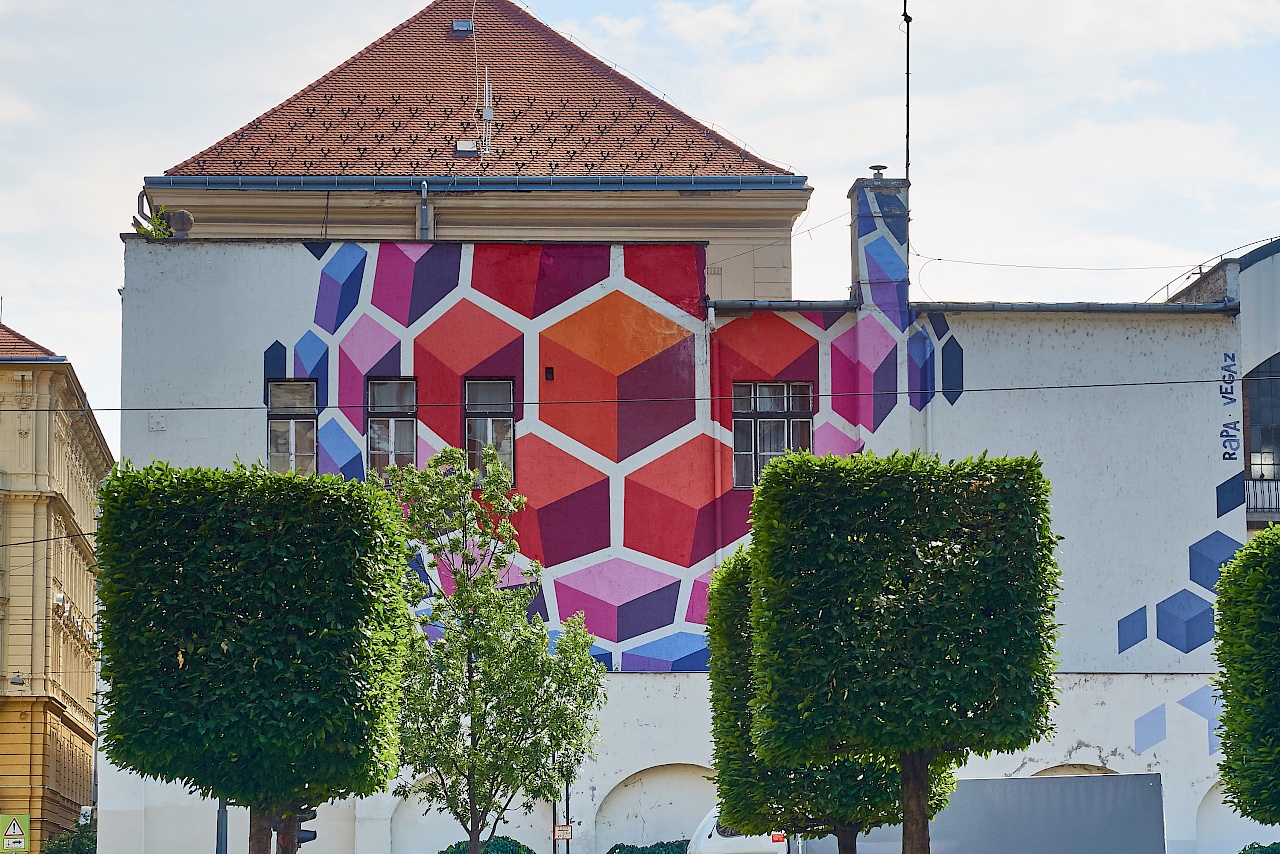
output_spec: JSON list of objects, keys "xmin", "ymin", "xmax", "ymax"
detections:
[
  {"xmin": 276, "ymin": 808, "xmax": 299, "ymax": 854},
  {"xmin": 468, "ymin": 825, "xmax": 484, "ymax": 854},
  {"xmin": 900, "ymin": 749, "xmax": 933, "ymax": 854},
  {"xmin": 833, "ymin": 823, "xmax": 860, "ymax": 854},
  {"xmin": 249, "ymin": 807, "xmax": 273, "ymax": 854}
]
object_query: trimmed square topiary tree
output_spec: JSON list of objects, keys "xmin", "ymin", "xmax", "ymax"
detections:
[{"xmin": 748, "ymin": 452, "xmax": 1060, "ymax": 854}]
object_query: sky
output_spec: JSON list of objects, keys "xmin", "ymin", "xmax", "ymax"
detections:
[{"xmin": 2, "ymin": 0, "xmax": 1279, "ymax": 455}]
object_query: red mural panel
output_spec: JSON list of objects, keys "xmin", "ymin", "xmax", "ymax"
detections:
[
  {"xmin": 623, "ymin": 434, "xmax": 752, "ymax": 567},
  {"xmin": 712, "ymin": 312, "xmax": 818, "ymax": 428},
  {"xmin": 513, "ymin": 435, "xmax": 610, "ymax": 567},
  {"xmin": 623, "ymin": 244, "xmax": 707, "ymax": 318}
]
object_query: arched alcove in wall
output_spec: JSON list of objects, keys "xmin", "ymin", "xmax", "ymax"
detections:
[
  {"xmin": 1030, "ymin": 763, "xmax": 1117, "ymax": 776},
  {"xmin": 391, "ymin": 784, "xmax": 554, "ymax": 854},
  {"xmin": 1196, "ymin": 780, "xmax": 1280, "ymax": 854},
  {"xmin": 594, "ymin": 764, "xmax": 717, "ymax": 852}
]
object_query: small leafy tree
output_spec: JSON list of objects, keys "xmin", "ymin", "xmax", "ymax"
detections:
[
  {"xmin": 97, "ymin": 463, "xmax": 413, "ymax": 854},
  {"xmin": 41, "ymin": 820, "xmax": 95, "ymax": 854},
  {"xmin": 1216, "ymin": 525, "xmax": 1280, "ymax": 826},
  {"xmin": 708, "ymin": 549, "xmax": 955, "ymax": 854},
  {"xmin": 387, "ymin": 448, "xmax": 606, "ymax": 854},
  {"xmin": 748, "ymin": 452, "xmax": 1060, "ymax": 854}
]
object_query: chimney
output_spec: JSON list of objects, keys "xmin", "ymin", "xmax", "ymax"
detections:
[{"xmin": 849, "ymin": 166, "xmax": 911, "ymax": 330}]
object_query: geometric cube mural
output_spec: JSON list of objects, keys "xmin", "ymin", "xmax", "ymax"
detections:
[
  {"xmin": 1134, "ymin": 703, "xmax": 1166, "ymax": 754},
  {"xmin": 473, "ymin": 243, "xmax": 611, "ymax": 319},
  {"xmin": 266, "ymin": 239, "xmax": 972, "ymax": 671},
  {"xmin": 513, "ymin": 435, "xmax": 609, "ymax": 567},
  {"xmin": 624, "ymin": 435, "xmax": 752, "ymax": 567},
  {"xmin": 1118, "ymin": 605, "xmax": 1148, "ymax": 653},
  {"xmin": 1217, "ymin": 471, "xmax": 1246, "ymax": 517},
  {"xmin": 621, "ymin": 632, "xmax": 710, "ymax": 672},
  {"xmin": 1156, "ymin": 589, "xmax": 1215, "ymax": 653},
  {"xmin": 1177, "ymin": 685, "xmax": 1224, "ymax": 755},
  {"xmin": 315, "ymin": 243, "xmax": 367, "ymax": 334},
  {"xmin": 1189, "ymin": 530, "xmax": 1243, "ymax": 592},
  {"xmin": 414, "ymin": 299, "xmax": 523, "ymax": 447},
  {"xmin": 554, "ymin": 559, "xmax": 680, "ymax": 643},
  {"xmin": 540, "ymin": 291, "xmax": 695, "ymax": 462},
  {"xmin": 832, "ymin": 314, "xmax": 897, "ymax": 432},
  {"xmin": 371, "ymin": 242, "xmax": 462, "ymax": 327}
]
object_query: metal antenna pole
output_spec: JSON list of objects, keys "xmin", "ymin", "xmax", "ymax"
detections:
[{"xmin": 903, "ymin": 0, "xmax": 912, "ymax": 183}]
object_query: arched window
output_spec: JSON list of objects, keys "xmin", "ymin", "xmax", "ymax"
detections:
[{"xmin": 1246, "ymin": 355, "xmax": 1280, "ymax": 479}]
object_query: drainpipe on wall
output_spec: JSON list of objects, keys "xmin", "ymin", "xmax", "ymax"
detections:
[
  {"xmin": 419, "ymin": 182, "xmax": 436, "ymax": 240},
  {"xmin": 709, "ymin": 309, "xmax": 725, "ymax": 569}
]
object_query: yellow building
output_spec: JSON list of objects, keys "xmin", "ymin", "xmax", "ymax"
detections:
[{"xmin": 0, "ymin": 324, "xmax": 113, "ymax": 851}]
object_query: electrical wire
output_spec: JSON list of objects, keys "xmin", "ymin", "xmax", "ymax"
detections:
[{"xmin": 909, "ymin": 249, "xmax": 1199, "ymax": 272}]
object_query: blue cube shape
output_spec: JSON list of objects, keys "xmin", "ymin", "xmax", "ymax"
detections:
[
  {"xmin": 1117, "ymin": 606, "xmax": 1147, "ymax": 653},
  {"xmin": 1156, "ymin": 589, "xmax": 1214, "ymax": 653},
  {"xmin": 1217, "ymin": 472, "xmax": 1245, "ymax": 517},
  {"xmin": 621, "ymin": 632, "xmax": 709, "ymax": 672},
  {"xmin": 1189, "ymin": 531, "xmax": 1242, "ymax": 592}
]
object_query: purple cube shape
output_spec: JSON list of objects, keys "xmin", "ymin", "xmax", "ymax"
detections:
[
  {"xmin": 1156, "ymin": 589, "xmax": 1214, "ymax": 653},
  {"xmin": 621, "ymin": 632, "xmax": 709, "ymax": 672},
  {"xmin": 554, "ymin": 559, "xmax": 680, "ymax": 643},
  {"xmin": 1189, "ymin": 531, "xmax": 1242, "ymax": 592}
]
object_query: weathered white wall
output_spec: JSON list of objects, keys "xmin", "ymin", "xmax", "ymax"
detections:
[
  {"xmin": 1239, "ymin": 249, "xmax": 1280, "ymax": 374},
  {"xmin": 112, "ymin": 242, "xmax": 1268, "ymax": 854}
]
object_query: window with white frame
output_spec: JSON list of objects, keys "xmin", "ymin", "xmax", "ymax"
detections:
[
  {"xmin": 267, "ymin": 380, "xmax": 318, "ymax": 475},
  {"xmin": 367, "ymin": 379, "xmax": 417, "ymax": 473},
  {"xmin": 732, "ymin": 381, "xmax": 813, "ymax": 488},
  {"xmin": 465, "ymin": 379, "xmax": 515, "ymax": 479}
]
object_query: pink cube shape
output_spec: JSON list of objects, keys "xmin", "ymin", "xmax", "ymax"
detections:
[{"xmin": 555, "ymin": 559, "xmax": 680, "ymax": 642}]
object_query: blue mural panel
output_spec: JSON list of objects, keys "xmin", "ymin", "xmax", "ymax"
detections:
[
  {"xmin": 942, "ymin": 337, "xmax": 964, "ymax": 405},
  {"xmin": 1117, "ymin": 606, "xmax": 1147, "ymax": 653},
  {"xmin": 1189, "ymin": 531, "xmax": 1242, "ymax": 592},
  {"xmin": 317, "ymin": 419, "xmax": 364, "ymax": 481},
  {"xmin": 1134, "ymin": 704, "xmax": 1166, "ymax": 754},
  {"xmin": 1156, "ymin": 589, "xmax": 1214, "ymax": 653},
  {"xmin": 1178, "ymin": 685, "xmax": 1224, "ymax": 754},
  {"xmin": 1216, "ymin": 471, "xmax": 1245, "ymax": 517},
  {"xmin": 621, "ymin": 632, "xmax": 709, "ymax": 672}
]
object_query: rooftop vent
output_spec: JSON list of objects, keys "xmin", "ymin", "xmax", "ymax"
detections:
[
  {"xmin": 455, "ymin": 139, "xmax": 479, "ymax": 157},
  {"xmin": 451, "ymin": 19, "xmax": 474, "ymax": 34}
]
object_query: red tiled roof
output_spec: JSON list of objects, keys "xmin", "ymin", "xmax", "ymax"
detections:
[
  {"xmin": 0, "ymin": 324, "xmax": 57, "ymax": 358},
  {"xmin": 166, "ymin": 0, "xmax": 791, "ymax": 179}
]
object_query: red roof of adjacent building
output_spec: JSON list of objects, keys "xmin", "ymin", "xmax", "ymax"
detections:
[
  {"xmin": 166, "ymin": 0, "xmax": 791, "ymax": 179},
  {"xmin": 0, "ymin": 324, "xmax": 57, "ymax": 359}
]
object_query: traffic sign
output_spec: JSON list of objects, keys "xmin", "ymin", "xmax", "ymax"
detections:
[
  {"xmin": 0, "ymin": 815, "xmax": 28, "ymax": 853},
  {"xmin": 553, "ymin": 824, "xmax": 573, "ymax": 841}
]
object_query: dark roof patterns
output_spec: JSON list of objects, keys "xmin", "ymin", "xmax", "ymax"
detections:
[{"xmin": 167, "ymin": 0, "xmax": 791, "ymax": 179}]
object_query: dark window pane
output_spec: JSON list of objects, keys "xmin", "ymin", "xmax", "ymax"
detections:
[
  {"xmin": 758, "ymin": 420, "xmax": 786, "ymax": 453},
  {"xmin": 268, "ymin": 382, "xmax": 316, "ymax": 414},
  {"xmin": 732, "ymin": 383, "xmax": 754, "ymax": 412},
  {"xmin": 466, "ymin": 380, "xmax": 514, "ymax": 412},
  {"xmin": 791, "ymin": 419, "xmax": 812, "ymax": 452},
  {"xmin": 756, "ymin": 383, "xmax": 786, "ymax": 412},
  {"xmin": 733, "ymin": 419, "xmax": 753, "ymax": 452},
  {"xmin": 733, "ymin": 453, "xmax": 755, "ymax": 488},
  {"xmin": 790, "ymin": 383, "xmax": 813, "ymax": 413},
  {"xmin": 369, "ymin": 380, "xmax": 415, "ymax": 413}
]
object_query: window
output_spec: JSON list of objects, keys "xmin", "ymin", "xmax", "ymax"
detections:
[
  {"xmin": 465, "ymin": 379, "xmax": 515, "ymax": 478},
  {"xmin": 1247, "ymin": 356, "xmax": 1280, "ymax": 479},
  {"xmin": 267, "ymin": 381, "xmax": 317, "ymax": 474},
  {"xmin": 732, "ymin": 381, "xmax": 813, "ymax": 488},
  {"xmin": 367, "ymin": 379, "xmax": 417, "ymax": 473}
]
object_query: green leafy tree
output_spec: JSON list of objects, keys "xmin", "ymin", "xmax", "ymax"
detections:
[
  {"xmin": 1216, "ymin": 525, "xmax": 1280, "ymax": 826},
  {"xmin": 386, "ymin": 448, "xmax": 606, "ymax": 854},
  {"xmin": 97, "ymin": 462, "xmax": 413, "ymax": 854},
  {"xmin": 40, "ymin": 820, "xmax": 95, "ymax": 854},
  {"xmin": 748, "ymin": 452, "xmax": 1060, "ymax": 854},
  {"xmin": 708, "ymin": 549, "xmax": 955, "ymax": 854}
]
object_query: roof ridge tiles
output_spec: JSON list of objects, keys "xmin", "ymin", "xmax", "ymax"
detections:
[{"xmin": 164, "ymin": 0, "xmax": 792, "ymax": 180}]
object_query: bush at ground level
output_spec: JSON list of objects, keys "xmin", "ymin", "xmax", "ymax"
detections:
[
  {"xmin": 439, "ymin": 837, "xmax": 538, "ymax": 854},
  {"xmin": 1240, "ymin": 844, "xmax": 1280, "ymax": 854},
  {"xmin": 605, "ymin": 841, "xmax": 689, "ymax": 854}
]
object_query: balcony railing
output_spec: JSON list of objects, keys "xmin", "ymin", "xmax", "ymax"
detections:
[{"xmin": 1246, "ymin": 479, "xmax": 1280, "ymax": 513}]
